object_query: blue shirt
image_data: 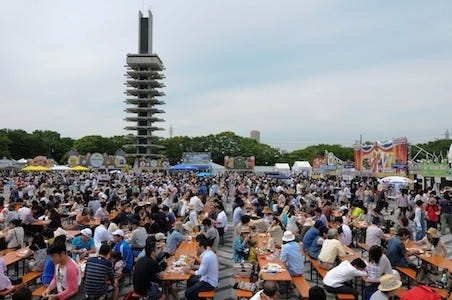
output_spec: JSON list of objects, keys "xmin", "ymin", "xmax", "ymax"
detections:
[
  {"xmin": 308, "ymin": 236, "xmax": 323, "ymax": 259},
  {"xmin": 232, "ymin": 236, "xmax": 250, "ymax": 263},
  {"xmin": 280, "ymin": 241, "xmax": 304, "ymax": 276},
  {"xmin": 195, "ymin": 249, "xmax": 218, "ymax": 288},
  {"xmin": 386, "ymin": 236, "xmax": 409, "ymax": 267},
  {"xmin": 166, "ymin": 230, "xmax": 186, "ymax": 254},
  {"xmin": 41, "ymin": 256, "xmax": 55, "ymax": 285},
  {"xmin": 71, "ymin": 236, "xmax": 94, "ymax": 251},
  {"xmin": 113, "ymin": 240, "xmax": 133, "ymax": 271},
  {"xmin": 302, "ymin": 227, "xmax": 319, "ymax": 251}
]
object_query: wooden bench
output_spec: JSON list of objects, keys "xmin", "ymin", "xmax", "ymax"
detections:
[
  {"xmin": 395, "ymin": 266, "xmax": 416, "ymax": 288},
  {"xmin": 198, "ymin": 289, "xmax": 215, "ymax": 299},
  {"xmin": 32, "ymin": 286, "xmax": 48, "ymax": 299},
  {"xmin": 0, "ymin": 271, "xmax": 42, "ymax": 296},
  {"xmin": 308, "ymin": 257, "xmax": 328, "ymax": 285},
  {"xmin": 235, "ymin": 277, "xmax": 253, "ymax": 299},
  {"xmin": 292, "ymin": 276, "xmax": 310, "ymax": 299},
  {"xmin": 336, "ymin": 293, "xmax": 355, "ymax": 300}
]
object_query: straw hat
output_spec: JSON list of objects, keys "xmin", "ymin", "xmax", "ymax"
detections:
[
  {"xmin": 262, "ymin": 206, "xmax": 273, "ymax": 214},
  {"xmin": 282, "ymin": 230, "xmax": 295, "ymax": 242},
  {"xmin": 378, "ymin": 274, "xmax": 402, "ymax": 292},
  {"xmin": 426, "ymin": 227, "xmax": 439, "ymax": 238},
  {"xmin": 240, "ymin": 226, "xmax": 252, "ymax": 234}
]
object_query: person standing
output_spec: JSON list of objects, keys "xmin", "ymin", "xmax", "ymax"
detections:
[
  {"xmin": 184, "ymin": 235, "xmax": 218, "ymax": 300},
  {"xmin": 439, "ymin": 191, "xmax": 452, "ymax": 235},
  {"xmin": 201, "ymin": 218, "xmax": 219, "ymax": 253},
  {"xmin": 214, "ymin": 204, "xmax": 228, "ymax": 245}
]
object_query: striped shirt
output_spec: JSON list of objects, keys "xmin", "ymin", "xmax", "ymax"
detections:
[{"xmin": 84, "ymin": 256, "xmax": 115, "ymax": 296}]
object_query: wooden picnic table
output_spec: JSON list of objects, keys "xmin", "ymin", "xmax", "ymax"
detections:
[
  {"xmin": 3, "ymin": 247, "xmax": 31, "ymax": 266},
  {"xmin": 31, "ymin": 220, "xmax": 51, "ymax": 226},
  {"xmin": 405, "ymin": 240, "xmax": 452, "ymax": 272},
  {"xmin": 257, "ymin": 255, "xmax": 292, "ymax": 281}
]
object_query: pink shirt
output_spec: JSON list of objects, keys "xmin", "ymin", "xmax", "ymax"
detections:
[{"xmin": 50, "ymin": 258, "xmax": 81, "ymax": 299}]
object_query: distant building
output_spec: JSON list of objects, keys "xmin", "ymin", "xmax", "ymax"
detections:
[
  {"xmin": 250, "ymin": 130, "xmax": 260, "ymax": 142},
  {"xmin": 124, "ymin": 10, "xmax": 166, "ymax": 168}
]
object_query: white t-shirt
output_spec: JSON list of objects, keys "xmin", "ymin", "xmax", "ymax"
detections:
[
  {"xmin": 323, "ymin": 261, "xmax": 367, "ymax": 288},
  {"xmin": 338, "ymin": 224, "xmax": 352, "ymax": 246}
]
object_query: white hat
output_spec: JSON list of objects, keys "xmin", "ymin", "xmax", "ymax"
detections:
[
  {"xmin": 282, "ymin": 231, "xmax": 295, "ymax": 242},
  {"xmin": 54, "ymin": 227, "xmax": 68, "ymax": 238},
  {"xmin": 155, "ymin": 232, "xmax": 166, "ymax": 241},
  {"xmin": 112, "ymin": 229, "xmax": 124, "ymax": 237},
  {"xmin": 80, "ymin": 228, "xmax": 92, "ymax": 237}
]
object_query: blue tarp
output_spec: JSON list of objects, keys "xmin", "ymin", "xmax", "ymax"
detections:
[{"xmin": 168, "ymin": 163, "xmax": 199, "ymax": 171}]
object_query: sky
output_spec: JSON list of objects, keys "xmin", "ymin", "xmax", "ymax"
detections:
[{"xmin": 1, "ymin": 1, "xmax": 451, "ymax": 151}]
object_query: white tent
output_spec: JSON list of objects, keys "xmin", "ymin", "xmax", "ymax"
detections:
[
  {"xmin": 209, "ymin": 162, "xmax": 226, "ymax": 175},
  {"xmin": 292, "ymin": 161, "xmax": 312, "ymax": 175},
  {"xmin": 274, "ymin": 163, "xmax": 290, "ymax": 174}
]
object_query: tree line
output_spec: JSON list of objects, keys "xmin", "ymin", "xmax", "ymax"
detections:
[{"xmin": 0, "ymin": 129, "xmax": 450, "ymax": 167}]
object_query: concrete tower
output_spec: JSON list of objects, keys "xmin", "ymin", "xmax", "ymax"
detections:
[{"xmin": 124, "ymin": 10, "xmax": 166, "ymax": 168}]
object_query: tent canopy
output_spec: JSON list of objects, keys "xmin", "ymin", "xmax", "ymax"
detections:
[
  {"xmin": 274, "ymin": 163, "xmax": 290, "ymax": 173},
  {"xmin": 292, "ymin": 161, "xmax": 312, "ymax": 174}
]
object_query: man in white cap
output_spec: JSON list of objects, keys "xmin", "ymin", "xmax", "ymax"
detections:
[
  {"xmin": 93, "ymin": 218, "xmax": 112, "ymax": 251},
  {"xmin": 70, "ymin": 228, "xmax": 95, "ymax": 259},
  {"xmin": 112, "ymin": 229, "xmax": 133, "ymax": 273}
]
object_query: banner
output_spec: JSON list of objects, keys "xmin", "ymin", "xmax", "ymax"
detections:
[
  {"xmin": 68, "ymin": 149, "xmax": 127, "ymax": 169},
  {"xmin": 182, "ymin": 152, "xmax": 211, "ymax": 165},
  {"xmin": 354, "ymin": 137, "xmax": 408, "ymax": 176},
  {"xmin": 224, "ymin": 156, "xmax": 255, "ymax": 170},
  {"xmin": 420, "ymin": 162, "xmax": 452, "ymax": 177}
]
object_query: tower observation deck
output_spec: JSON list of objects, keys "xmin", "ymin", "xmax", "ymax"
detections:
[{"xmin": 124, "ymin": 11, "xmax": 166, "ymax": 168}]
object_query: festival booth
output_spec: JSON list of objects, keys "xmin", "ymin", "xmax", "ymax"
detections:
[
  {"xmin": 291, "ymin": 161, "xmax": 312, "ymax": 176},
  {"xmin": 274, "ymin": 163, "xmax": 290, "ymax": 174}
]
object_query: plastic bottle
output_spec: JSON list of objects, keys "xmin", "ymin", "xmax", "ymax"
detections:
[{"xmin": 441, "ymin": 273, "xmax": 448, "ymax": 288}]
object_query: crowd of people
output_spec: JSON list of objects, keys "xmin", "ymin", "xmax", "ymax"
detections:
[{"xmin": 0, "ymin": 170, "xmax": 450, "ymax": 300}]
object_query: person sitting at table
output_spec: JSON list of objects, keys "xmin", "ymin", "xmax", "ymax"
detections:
[
  {"xmin": 201, "ymin": 218, "xmax": 219, "ymax": 253},
  {"xmin": 46, "ymin": 207, "xmax": 62, "ymax": 230},
  {"xmin": 127, "ymin": 219, "xmax": 147, "ymax": 256},
  {"xmin": 184, "ymin": 234, "xmax": 219, "ymax": 300},
  {"xmin": 386, "ymin": 228, "xmax": 418, "ymax": 271},
  {"xmin": 233, "ymin": 226, "xmax": 252, "ymax": 263},
  {"xmin": 336, "ymin": 217, "xmax": 353, "ymax": 247},
  {"xmin": 280, "ymin": 231, "xmax": 304, "ymax": 276},
  {"xmin": 133, "ymin": 239, "xmax": 166, "ymax": 300},
  {"xmin": 414, "ymin": 227, "xmax": 447, "ymax": 257},
  {"xmin": 112, "ymin": 229, "xmax": 133, "ymax": 273},
  {"xmin": 110, "ymin": 251, "xmax": 125, "ymax": 280},
  {"xmin": 166, "ymin": 221, "xmax": 189, "ymax": 255},
  {"xmin": 323, "ymin": 258, "xmax": 368, "ymax": 299},
  {"xmin": 84, "ymin": 243, "xmax": 118, "ymax": 300},
  {"xmin": 250, "ymin": 280, "xmax": 279, "ymax": 300},
  {"xmin": 71, "ymin": 228, "xmax": 95, "ymax": 259},
  {"xmin": 302, "ymin": 219, "xmax": 323, "ymax": 251},
  {"xmin": 43, "ymin": 243, "xmax": 81, "ymax": 300},
  {"xmin": 28, "ymin": 232, "xmax": 47, "ymax": 272},
  {"xmin": 363, "ymin": 245, "xmax": 394, "ymax": 300},
  {"xmin": 74, "ymin": 208, "xmax": 91, "ymax": 230},
  {"xmin": 0, "ymin": 256, "xmax": 13, "ymax": 291},
  {"xmin": 308, "ymin": 225, "xmax": 329, "ymax": 260},
  {"xmin": 366, "ymin": 217, "xmax": 390, "ymax": 247},
  {"xmin": 393, "ymin": 215, "xmax": 414, "ymax": 241},
  {"xmin": 233, "ymin": 215, "xmax": 251, "ymax": 238},
  {"xmin": 4, "ymin": 219, "xmax": 24, "ymax": 249},
  {"xmin": 94, "ymin": 218, "xmax": 113, "ymax": 251},
  {"xmin": 369, "ymin": 274, "xmax": 402, "ymax": 300},
  {"xmin": 94, "ymin": 201, "xmax": 108, "ymax": 219},
  {"xmin": 318, "ymin": 229, "xmax": 346, "ymax": 270},
  {"xmin": 266, "ymin": 217, "xmax": 284, "ymax": 249},
  {"xmin": 313, "ymin": 207, "xmax": 328, "ymax": 226}
]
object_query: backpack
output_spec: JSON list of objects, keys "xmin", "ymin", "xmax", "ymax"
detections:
[
  {"xmin": 30, "ymin": 248, "xmax": 47, "ymax": 272},
  {"xmin": 400, "ymin": 285, "xmax": 442, "ymax": 300}
]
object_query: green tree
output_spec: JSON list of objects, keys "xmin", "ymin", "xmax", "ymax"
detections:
[{"xmin": 0, "ymin": 131, "xmax": 11, "ymax": 158}]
